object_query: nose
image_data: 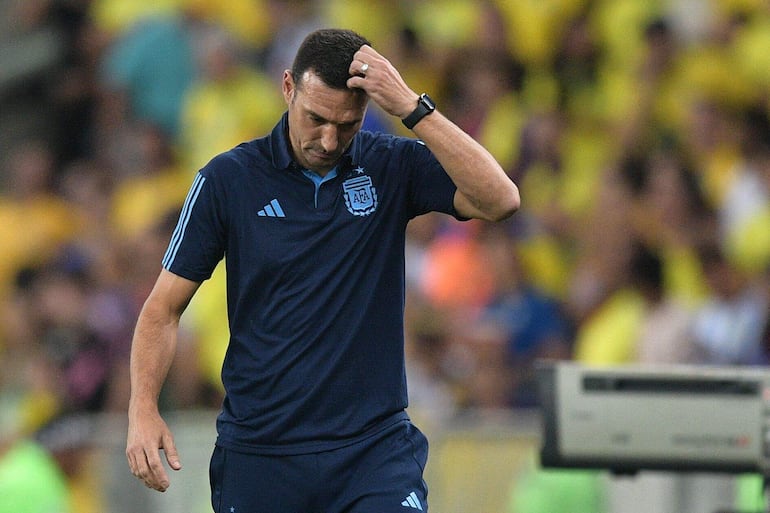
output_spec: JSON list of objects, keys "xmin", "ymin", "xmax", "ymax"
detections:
[{"xmin": 320, "ymin": 125, "xmax": 339, "ymax": 154}]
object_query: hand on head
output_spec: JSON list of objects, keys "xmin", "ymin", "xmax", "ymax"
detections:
[{"xmin": 347, "ymin": 45, "xmax": 419, "ymax": 120}]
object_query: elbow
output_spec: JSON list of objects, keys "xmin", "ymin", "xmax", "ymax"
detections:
[
  {"xmin": 456, "ymin": 181, "xmax": 521, "ymax": 222},
  {"xmin": 488, "ymin": 184, "xmax": 521, "ymax": 222}
]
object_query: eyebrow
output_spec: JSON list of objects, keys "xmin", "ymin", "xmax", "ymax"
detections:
[{"xmin": 307, "ymin": 109, "xmax": 363, "ymax": 127}]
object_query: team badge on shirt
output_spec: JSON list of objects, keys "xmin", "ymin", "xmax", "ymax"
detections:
[{"xmin": 343, "ymin": 167, "xmax": 378, "ymax": 216}]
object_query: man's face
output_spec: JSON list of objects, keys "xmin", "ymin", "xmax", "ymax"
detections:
[{"xmin": 282, "ymin": 70, "xmax": 368, "ymax": 175}]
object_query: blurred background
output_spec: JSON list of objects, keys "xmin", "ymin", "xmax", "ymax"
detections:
[{"xmin": 0, "ymin": 0, "xmax": 769, "ymax": 512}]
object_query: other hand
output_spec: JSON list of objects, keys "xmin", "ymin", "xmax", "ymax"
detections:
[{"xmin": 126, "ymin": 408, "xmax": 182, "ymax": 492}]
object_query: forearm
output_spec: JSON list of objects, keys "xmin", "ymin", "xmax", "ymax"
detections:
[
  {"xmin": 411, "ymin": 111, "xmax": 520, "ymax": 221},
  {"xmin": 128, "ymin": 302, "xmax": 180, "ymax": 414}
]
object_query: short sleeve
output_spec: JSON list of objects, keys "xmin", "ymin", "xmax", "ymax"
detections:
[
  {"xmin": 161, "ymin": 169, "xmax": 226, "ymax": 282},
  {"xmin": 403, "ymin": 139, "xmax": 464, "ymax": 220}
]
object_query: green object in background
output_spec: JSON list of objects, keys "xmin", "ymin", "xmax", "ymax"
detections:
[
  {"xmin": 510, "ymin": 467, "xmax": 606, "ymax": 513},
  {"xmin": 734, "ymin": 474, "xmax": 766, "ymax": 512},
  {"xmin": 0, "ymin": 440, "xmax": 69, "ymax": 513}
]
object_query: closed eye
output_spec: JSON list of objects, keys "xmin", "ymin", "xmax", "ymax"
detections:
[{"xmin": 306, "ymin": 109, "xmax": 361, "ymax": 128}]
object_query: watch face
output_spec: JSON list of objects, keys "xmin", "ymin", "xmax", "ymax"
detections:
[{"xmin": 403, "ymin": 93, "xmax": 436, "ymax": 129}]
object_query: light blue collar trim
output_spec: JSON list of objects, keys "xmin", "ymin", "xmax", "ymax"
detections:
[
  {"xmin": 302, "ymin": 167, "xmax": 338, "ymax": 207},
  {"xmin": 302, "ymin": 167, "xmax": 338, "ymax": 186}
]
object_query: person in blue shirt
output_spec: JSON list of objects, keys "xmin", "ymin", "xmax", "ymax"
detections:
[{"xmin": 126, "ymin": 28, "xmax": 519, "ymax": 513}]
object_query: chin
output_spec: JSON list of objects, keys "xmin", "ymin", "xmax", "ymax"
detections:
[{"xmin": 308, "ymin": 157, "xmax": 337, "ymax": 172}]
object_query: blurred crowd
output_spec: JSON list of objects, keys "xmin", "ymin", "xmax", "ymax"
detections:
[{"xmin": 1, "ymin": 0, "xmax": 770, "ymax": 510}]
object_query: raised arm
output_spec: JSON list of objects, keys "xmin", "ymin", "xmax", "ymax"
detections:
[
  {"xmin": 126, "ymin": 269, "xmax": 201, "ymax": 492},
  {"xmin": 347, "ymin": 45, "xmax": 520, "ymax": 221}
]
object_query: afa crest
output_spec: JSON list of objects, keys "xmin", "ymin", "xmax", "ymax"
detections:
[{"xmin": 343, "ymin": 171, "xmax": 378, "ymax": 216}]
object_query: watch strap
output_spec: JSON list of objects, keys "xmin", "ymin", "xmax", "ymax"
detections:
[{"xmin": 402, "ymin": 93, "xmax": 435, "ymax": 130}]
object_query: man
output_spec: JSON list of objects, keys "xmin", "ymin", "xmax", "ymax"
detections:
[{"xmin": 126, "ymin": 28, "xmax": 519, "ymax": 512}]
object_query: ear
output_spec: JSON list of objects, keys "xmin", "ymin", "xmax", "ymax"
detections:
[{"xmin": 282, "ymin": 70, "xmax": 295, "ymax": 105}]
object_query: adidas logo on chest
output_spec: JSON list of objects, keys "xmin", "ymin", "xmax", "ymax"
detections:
[{"xmin": 257, "ymin": 199, "xmax": 285, "ymax": 218}]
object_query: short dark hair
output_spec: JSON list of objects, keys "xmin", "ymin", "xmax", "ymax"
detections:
[{"xmin": 291, "ymin": 28, "xmax": 370, "ymax": 90}]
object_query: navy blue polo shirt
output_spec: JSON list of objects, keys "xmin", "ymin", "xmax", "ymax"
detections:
[{"xmin": 162, "ymin": 113, "xmax": 461, "ymax": 455}]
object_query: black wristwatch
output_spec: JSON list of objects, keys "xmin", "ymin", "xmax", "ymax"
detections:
[{"xmin": 402, "ymin": 93, "xmax": 436, "ymax": 130}]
